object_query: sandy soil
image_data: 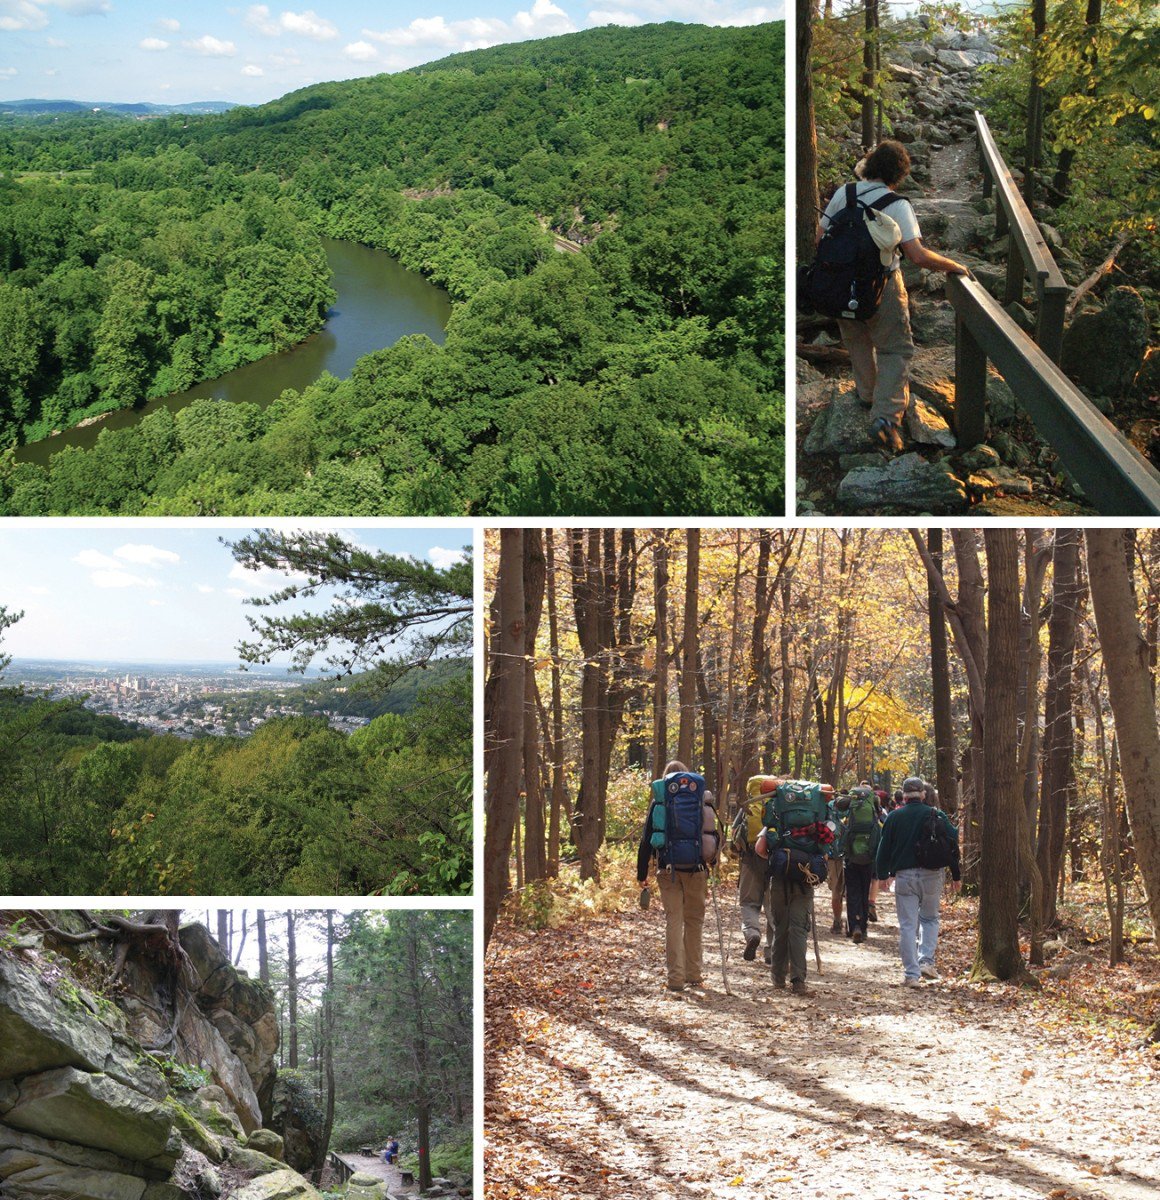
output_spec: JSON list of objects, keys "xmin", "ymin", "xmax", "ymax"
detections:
[{"xmin": 486, "ymin": 888, "xmax": 1160, "ymax": 1200}]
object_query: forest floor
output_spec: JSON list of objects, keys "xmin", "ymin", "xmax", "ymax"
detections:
[{"xmin": 486, "ymin": 882, "xmax": 1160, "ymax": 1200}]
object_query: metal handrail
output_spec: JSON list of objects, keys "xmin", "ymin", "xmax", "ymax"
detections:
[
  {"xmin": 947, "ymin": 273, "xmax": 1160, "ymax": 515},
  {"xmin": 974, "ymin": 109, "xmax": 1069, "ymax": 362}
]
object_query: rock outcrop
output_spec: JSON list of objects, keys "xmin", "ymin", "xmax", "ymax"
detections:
[{"xmin": 0, "ymin": 912, "xmax": 323, "ymax": 1200}]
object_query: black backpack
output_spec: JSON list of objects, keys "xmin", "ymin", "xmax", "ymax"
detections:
[
  {"xmin": 802, "ymin": 183, "xmax": 905, "ymax": 321},
  {"xmin": 913, "ymin": 807, "xmax": 956, "ymax": 870}
]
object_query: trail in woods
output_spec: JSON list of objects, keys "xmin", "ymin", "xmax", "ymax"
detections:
[{"xmin": 486, "ymin": 888, "xmax": 1160, "ymax": 1200}]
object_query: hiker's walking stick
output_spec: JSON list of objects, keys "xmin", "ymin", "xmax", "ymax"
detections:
[
  {"xmin": 709, "ymin": 872, "xmax": 731, "ymax": 995},
  {"xmin": 811, "ymin": 886, "xmax": 822, "ymax": 974}
]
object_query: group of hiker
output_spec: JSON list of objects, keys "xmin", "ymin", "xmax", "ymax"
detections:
[{"xmin": 638, "ymin": 763, "xmax": 961, "ymax": 995}]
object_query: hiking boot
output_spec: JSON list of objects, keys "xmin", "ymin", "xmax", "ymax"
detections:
[
  {"xmin": 920, "ymin": 964, "xmax": 940, "ymax": 981},
  {"xmin": 743, "ymin": 933, "xmax": 760, "ymax": 961},
  {"xmin": 871, "ymin": 416, "xmax": 904, "ymax": 453},
  {"xmin": 791, "ymin": 980, "xmax": 812, "ymax": 997},
  {"xmin": 902, "ymin": 976, "xmax": 923, "ymax": 988},
  {"xmin": 831, "ymin": 917, "xmax": 843, "ymax": 934},
  {"xmin": 867, "ymin": 903, "xmax": 878, "ymax": 922},
  {"xmin": 852, "ymin": 929, "xmax": 865, "ymax": 944},
  {"xmin": 666, "ymin": 982, "xmax": 685, "ymax": 993}
]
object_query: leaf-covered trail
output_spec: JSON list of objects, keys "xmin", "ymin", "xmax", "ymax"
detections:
[{"xmin": 486, "ymin": 888, "xmax": 1160, "ymax": 1200}]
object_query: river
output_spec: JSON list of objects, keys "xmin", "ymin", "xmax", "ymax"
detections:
[{"xmin": 18, "ymin": 237, "xmax": 452, "ymax": 466}]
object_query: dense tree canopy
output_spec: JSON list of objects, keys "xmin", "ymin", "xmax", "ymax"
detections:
[{"xmin": 0, "ymin": 21, "xmax": 786, "ymax": 516}]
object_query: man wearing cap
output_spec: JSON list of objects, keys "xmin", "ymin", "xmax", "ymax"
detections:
[{"xmin": 874, "ymin": 775, "xmax": 960, "ymax": 986}]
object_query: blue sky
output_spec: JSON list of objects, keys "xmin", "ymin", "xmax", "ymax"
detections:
[
  {"xmin": 0, "ymin": 0, "xmax": 783, "ymax": 104},
  {"xmin": 0, "ymin": 524, "xmax": 472, "ymax": 666}
]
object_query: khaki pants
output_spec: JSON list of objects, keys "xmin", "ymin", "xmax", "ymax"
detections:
[
  {"xmin": 768, "ymin": 877, "xmax": 812, "ymax": 985},
  {"xmin": 837, "ymin": 271, "xmax": 915, "ymax": 425},
  {"xmin": 739, "ymin": 852, "xmax": 773, "ymax": 947},
  {"xmin": 658, "ymin": 869, "xmax": 708, "ymax": 989}
]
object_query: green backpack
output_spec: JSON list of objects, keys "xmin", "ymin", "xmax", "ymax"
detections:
[
  {"xmin": 843, "ymin": 786, "xmax": 880, "ymax": 865},
  {"xmin": 763, "ymin": 780, "xmax": 831, "ymax": 854}
]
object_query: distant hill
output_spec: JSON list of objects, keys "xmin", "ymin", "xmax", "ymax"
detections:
[{"xmin": 0, "ymin": 98, "xmax": 238, "ymax": 121}]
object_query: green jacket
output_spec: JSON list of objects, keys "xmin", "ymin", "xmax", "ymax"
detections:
[{"xmin": 874, "ymin": 799, "xmax": 959, "ymax": 879}]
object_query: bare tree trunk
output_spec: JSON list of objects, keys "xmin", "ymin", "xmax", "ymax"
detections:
[
  {"xmin": 1037, "ymin": 530, "xmax": 1081, "ymax": 928},
  {"xmin": 286, "ymin": 912, "xmax": 298, "ymax": 1069},
  {"xmin": 796, "ymin": 0, "xmax": 822, "ymax": 269},
  {"xmin": 653, "ymin": 534, "xmax": 670, "ymax": 773},
  {"xmin": 313, "ymin": 911, "xmax": 336, "ymax": 1184},
  {"xmin": 678, "ymin": 530, "xmax": 701, "ymax": 766},
  {"xmin": 216, "ymin": 910, "xmax": 229, "ymax": 957},
  {"xmin": 779, "ymin": 579, "xmax": 793, "ymax": 775},
  {"xmin": 1085, "ymin": 530, "xmax": 1160, "ymax": 938},
  {"xmin": 1024, "ymin": 0, "xmax": 1047, "ymax": 208},
  {"xmin": 256, "ymin": 909, "xmax": 269, "ymax": 985},
  {"xmin": 522, "ymin": 530, "xmax": 548, "ymax": 883},
  {"xmin": 974, "ymin": 531, "xmax": 1034, "ymax": 983},
  {"xmin": 484, "ymin": 529, "xmax": 526, "ymax": 947},
  {"xmin": 545, "ymin": 533, "xmax": 565, "ymax": 878},
  {"xmin": 927, "ymin": 529, "xmax": 958, "ymax": 813}
]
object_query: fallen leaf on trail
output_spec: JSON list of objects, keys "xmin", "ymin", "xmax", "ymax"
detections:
[{"xmin": 727, "ymin": 1176, "xmax": 744, "ymax": 1186}]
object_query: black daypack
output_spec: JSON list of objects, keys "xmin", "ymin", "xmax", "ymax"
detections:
[
  {"xmin": 913, "ymin": 806, "xmax": 956, "ymax": 870},
  {"xmin": 803, "ymin": 183, "xmax": 905, "ymax": 321}
]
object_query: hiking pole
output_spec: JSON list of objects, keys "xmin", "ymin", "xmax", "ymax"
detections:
[
  {"xmin": 709, "ymin": 872, "xmax": 731, "ymax": 995},
  {"xmin": 810, "ymin": 887, "xmax": 822, "ymax": 975}
]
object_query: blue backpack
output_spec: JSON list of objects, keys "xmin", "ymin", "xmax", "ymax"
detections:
[{"xmin": 649, "ymin": 770, "xmax": 707, "ymax": 871}]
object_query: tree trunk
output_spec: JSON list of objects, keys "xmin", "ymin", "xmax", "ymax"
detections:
[
  {"xmin": 1023, "ymin": 0, "xmax": 1047, "ymax": 208},
  {"xmin": 545, "ymin": 533, "xmax": 565, "ymax": 878},
  {"xmin": 286, "ymin": 911, "xmax": 298, "ymax": 1069},
  {"xmin": 927, "ymin": 529, "xmax": 958, "ymax": 813},
  {"xmin": 522, "ymin": 530, "xmax": 548, "ymax": 883},
  {"xmin": 974, "ymin": 530, "xmax": 1034, "ymax": 983},
  {"xmin": 861, "ymin": 0, "xmax": 878, "ymax": 152},
  {"xmin": 256, "ymin": 909, "xmax": 269, "ymax": 985},
  {"xmin": 1085, "ymin": 530, "xmax": 1160, "ymax": 937},
  {"xmin": 796, "ymin": 0, "xmax": 822, "ymax": 269},
  {"xmin": 678, "ymin": 529, "xmax": 701, "ymax": 766},
  {"xmin": 779, "ymin": 579, "xmax": 793, "ymax": 775},
  {"xmin": 314, "ymin": 911, "xmax": 336, "ymax": 1184},
  {"xmin": 1037, "ymin": 530, "xmax": 1081, "ymax": 928},
  {"xmin": 653, "ymin": 534, "xmax": 670, "ymax": 773},
  {"xmin": 484, "ymin": 529, "xmax": 526, "ymax": 947},
  {"xmin": 216, "ymin": 910, "xmax": 229, "ymax": 958}
]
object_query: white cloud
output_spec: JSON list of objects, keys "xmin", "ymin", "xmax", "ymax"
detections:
[
  {"xmin": 587, "ymin": 9, "xmax": 643, "ymax": 25},
  {"xmin": 115, "ymin": 544, "xmax": 180, "ymax": 567},
  {"xmin": 74, "ymin": 549, "xmax": 121, "ymax": 570},
  {"xmin": 227, "ymin": 562, "xmax": 309, "ymax": 591},
  {"xmin": 196, "ymin": 584, "xmax": 215, "ymax": 594},
  {"xmin": 158, "ymin": 17, "xmax": 180, "ymax": 32},
  {"xmin": 429, "ymin": 546, "xmax": 467, "ymax": 570},
  {"xmin": 0, "ymin": 2, "xmax": 47, "ymax": 32},
  {"xmin": 363, "ymin": 2, "xmax": 574, "ymax": 55},
  {"xmin": 225, "ymin": 587, "xmax": 251, "ymax": 600},
  {"xmin": 90, "ymin": 570, "xmax": 157, "ymax": 590},
  {"xmin": 0, "ymin": 66, "xmax": 16, "ymax": 76},
  {"xmin": 344, "ymin": 39, "xmax": 378, "ymax": 62},
  {"xmin": 247, "ymin": 5, "xmax": 338, "ymax": 40},
  {"xmin": 147, "ymin": 599, "xmax": 165, "ymax": 607},
  {"xmin": 140, "ymin": 37, "xmax": 169, "ymax": 51},
  {"xmin": 282, "ymin": 9, "xmax": 337, "ymax": 39},
  {"xmin": 51, "ymin": 0, "xmax": 110, "ymax": 13},
  {"xmin": 27, "ymin": 585, "xmax": 50, "ymax": 596},
  {"xmin": 185, "ymin": 34, "xmax": 237, "ymax": 57},
  {"xmin": 45, "ymin": 35, "xmax": 65, "ymax": 46},
  {"xmin": 242, "ymin": 63, "xmax": 264, "ymax": 76}
]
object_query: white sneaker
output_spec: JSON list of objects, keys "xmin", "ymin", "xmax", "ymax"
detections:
[
  {"xmin": 902, "ymin": 976, "xmax": 923, "ymax": 988},
  {"xmin": 920, "ymin": 964, "xmax": 940, "ymax": 980}
]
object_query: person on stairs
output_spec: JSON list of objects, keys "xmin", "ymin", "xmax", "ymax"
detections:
[{"xmin": 818, "ymin": 139, "xmax": 969, "ymax": 453}]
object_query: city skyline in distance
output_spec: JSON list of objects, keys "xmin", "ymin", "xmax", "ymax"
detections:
[{"xmin": 0, "ymin": 525, "xmax": 471, "ymax": 667}]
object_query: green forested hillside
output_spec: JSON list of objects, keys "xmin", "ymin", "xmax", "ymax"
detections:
[
  {"xmin": 0, "ymin": 668, "xmax": 471, "ymax": 896},
  {"xmin": 0, "ymin": 22, "xmax": 785, "ymax": 516}
]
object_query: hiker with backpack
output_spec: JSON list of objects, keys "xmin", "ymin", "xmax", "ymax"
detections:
[
  {"xmin": 755, "ymin": 778, "xmax": 834, "ymax": 996},
  {"xmin": 838, "ymin": 784, "xmax": 882, "ymax": 943},
  {"xmin": 731, "ymin": 779, "xmax": 777, "ymax": 964},
  {"xmin": 638, "ymin": 760, "xmax": 721, "ymax": 993},
  {"xmin": 809, "ymin": 139, "xmax": 969, "ymax": 454},
  {"xmin": 874, "ymin": 775, "xmax": 961, "ymax": 986}
]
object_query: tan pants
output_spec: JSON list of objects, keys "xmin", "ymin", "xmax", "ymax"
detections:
[
  {"xmin": 837, "ymin": 271, "xmax": 915, "ymax": 425},
  {"xmin": 658, "ymin": 869, "xmax": 708, "ymax": 989}
]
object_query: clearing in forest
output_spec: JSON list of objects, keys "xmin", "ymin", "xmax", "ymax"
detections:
[{"xmin": 486, "ymin": 888, "xmax": 1160, "ymax": 1200}]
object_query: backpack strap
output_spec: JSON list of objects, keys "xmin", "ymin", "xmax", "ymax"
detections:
[{"xmin": 869, "ymin": 191, "xmax": 905, "ymax": 213}]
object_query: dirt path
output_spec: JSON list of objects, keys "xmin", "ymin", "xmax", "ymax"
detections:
[{"xmin": 486, "ymin": 889, "xmax": 1160, "ymax": 1200}]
